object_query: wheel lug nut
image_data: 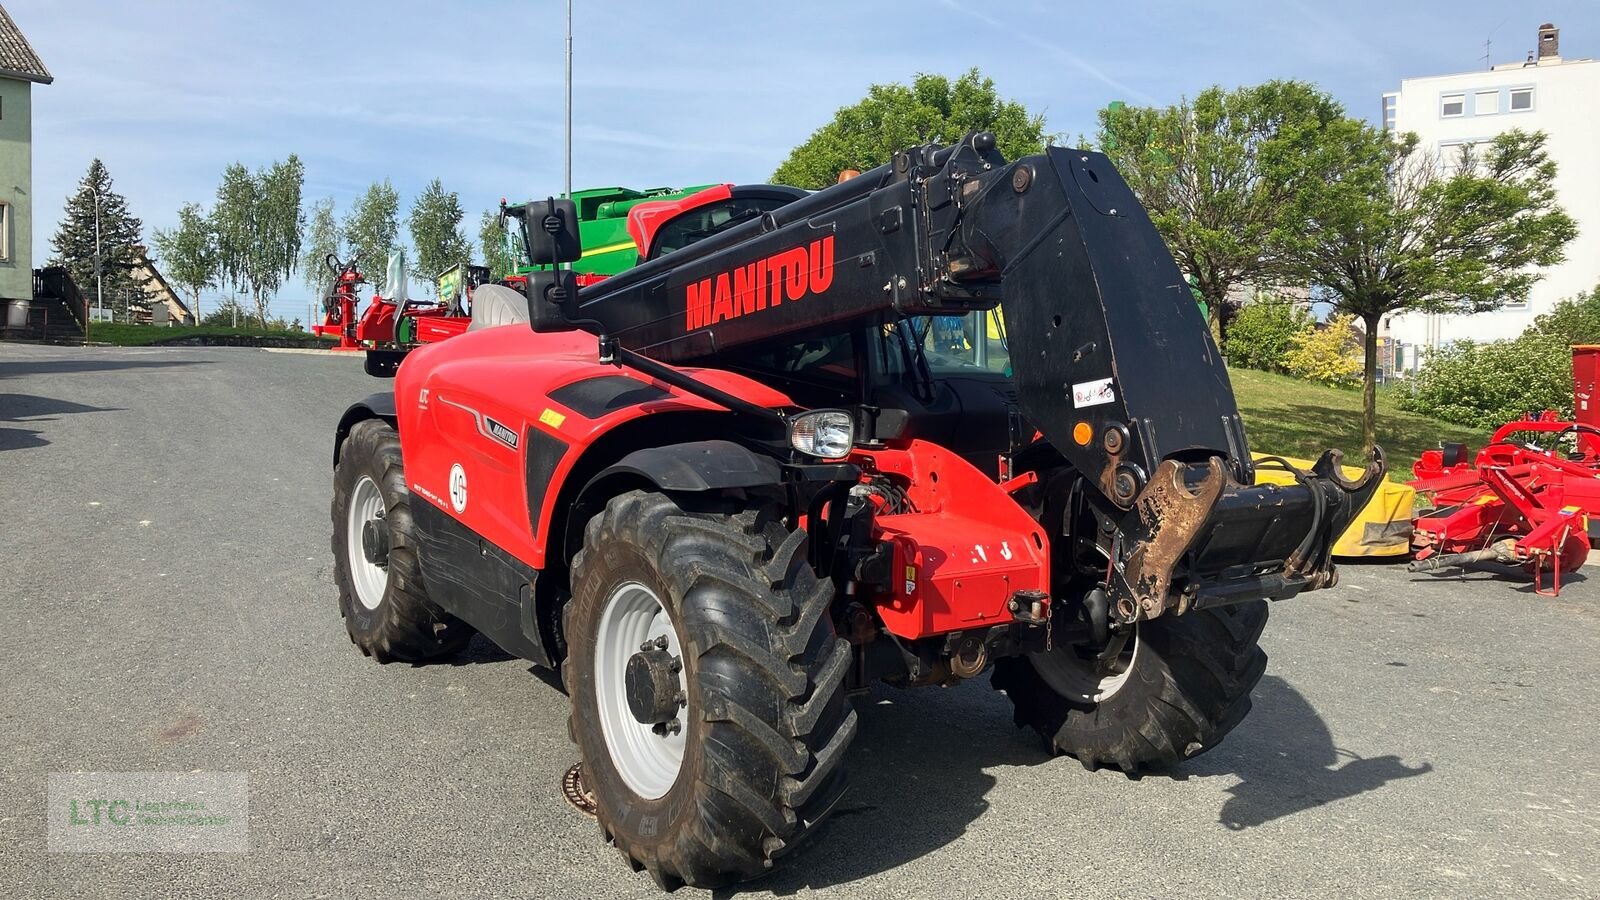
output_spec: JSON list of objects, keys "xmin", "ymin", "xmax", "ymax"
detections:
[
  {"xmin": 653, "ymin": 635, "xmax": 669, "ymax": 650},
  {"xmin": 668, "ymin": 658, "xmax": 682, "ymax": 674}
]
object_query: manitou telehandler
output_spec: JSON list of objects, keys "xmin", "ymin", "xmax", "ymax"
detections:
[{"xmin": 329, "ymin": 133, "xmax": 1383, "ymax": 889}]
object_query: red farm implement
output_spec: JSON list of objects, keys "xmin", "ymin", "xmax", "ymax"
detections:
[
  {"xmin": 1407, "ymin": 346, "xmax": 1600, "ymax": 594},
  {"xmin": 311, "ymin": 254, "xmax": 479, "ymax": 353}
]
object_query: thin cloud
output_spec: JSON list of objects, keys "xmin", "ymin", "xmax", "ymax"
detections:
[{"xmin": 939, "ymin": 0, "xmax": 1158, "ymax": 105}]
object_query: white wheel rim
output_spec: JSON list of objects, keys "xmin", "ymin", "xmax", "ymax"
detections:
[
  {"xmin": 1030, "ymin": 625, "xmax": 1141, "ymax": 703},
  {"xmin": 346, "ymin": 476, "xmax": 388, "ymax": 611},
  {"xmin": 594, "ymin": 581, "xmax": 687, "ymax": 800}
]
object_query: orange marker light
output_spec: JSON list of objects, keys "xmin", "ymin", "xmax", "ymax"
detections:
[{"xmin": 1073, "ymin": 422, "xmax": 1093, "ymax": 445}]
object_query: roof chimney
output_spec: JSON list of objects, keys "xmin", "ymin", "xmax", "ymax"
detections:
[{"xmin": 1538, "ymin": 22, "xmax": 1560, "ymax": 60}]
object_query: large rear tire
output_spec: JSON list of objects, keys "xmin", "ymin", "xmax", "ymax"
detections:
[
  {"xmin": 564, "ymin": 490, "xmax": 857, "ymax": 890},
  {"xmin": 993, "ymin": 601, "xmax": 1268, "ymax": 772},
  {"xmin": 331, "ymin": 418, "xmax": 472, "ymax": 663}
]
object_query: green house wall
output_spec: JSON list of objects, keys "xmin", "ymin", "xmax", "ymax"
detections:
[{"xmin": 0, "ymin": 78, "xmax": 32, "ymax": 301}]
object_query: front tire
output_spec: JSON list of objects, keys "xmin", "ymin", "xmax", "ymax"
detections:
[
  {"xmin": 331, "ymin": 418, "xmax": 471, "ymax": 663},
  {"xmin": 564, "ymin": 490, "xmax": 857, "ymax": 890},
  {"xmin": 993, "ymin": 601, "xmax": 1268, "ymax": 772}
]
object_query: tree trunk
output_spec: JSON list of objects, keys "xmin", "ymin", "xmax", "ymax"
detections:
[
  {"xmin": 1213, "ymin": 298, "xmax": 1240, "ymax": 352},
  {"xmin": 189, "ymin": 289, "xmax": 201, "ymax": 325},
  {"xmin": 1362, "ymin": 312, "xmax": 1380, "ymax": 457}
]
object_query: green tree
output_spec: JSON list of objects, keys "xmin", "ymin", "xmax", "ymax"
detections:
[
  {"xmin": 478, "ymin": 210, "xmax": 515, "ymax": 280},
  {"xmin": 344, "ymin": 180, "xmax": 401, "ymax": 283},
  {"xmin": 211, "ymin": 155, "xmax": 305, "ymax": 325},
  {"xmin": 302, "ymin": 197, "xmax": 342, "ymax": 302},
  {"xmin": 1525, "ymin": 281, "xmax": 1600, "ymax": 345},
  {"xmin": 1098, "ymin": 81, "xmax": 1346, "ymax": 344},
  {"xmin": 1224, "ymin": 298, "xmax": 1312, "ymax": 372},
  {"xmin": 150, "ymin": 202, "xmax": 216, "ymax": 323},
  {"xmin": 1279, "ymin": 127, "xmax": 1578, "ymax": 452},
  {"xmin": 49, "ymin": 159, "xmax": 152, "ymax": 321},
  {"xmin": 773, "ymin": 69, "xmax": 1048, "ymax": 189},
  {"xmin": 407, "ymin": 178, "xmax": 472, "ymax": 289}
]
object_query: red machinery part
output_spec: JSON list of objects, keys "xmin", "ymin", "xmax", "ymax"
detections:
[
  {"xmin": 1408, "ymin": 346, "xmax": 1600, "ymax": 595},
  {"xmin": 853, "ymin": 441, "xmax": 1049, "ymax": 640}
]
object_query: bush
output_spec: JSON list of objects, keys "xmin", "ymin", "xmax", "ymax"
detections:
[
  {"xmin": 1224, "ymin": 299, "xmax": 1311, "ymax": 372},
  {"xmin": 1283, "ymin": 314, "xmax": 1362, "ymax": 386},
  {"xmin": 1397, "ymin": 337, "xmax": 1571, "ymax": 429},
  {"xmin": 1397, "ymin": 283, "xmax": 1600, "ymax": 429}
]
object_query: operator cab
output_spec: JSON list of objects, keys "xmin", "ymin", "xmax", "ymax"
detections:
[{"xmin": 726, "ymin": 311, "xmax": 1016, "ymax": 473}]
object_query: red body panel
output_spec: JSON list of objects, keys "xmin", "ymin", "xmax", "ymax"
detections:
[
  {"xmin": 395, "ymin": 324, "xmax": 793, "ymax": 570},
  {"xmin": 397, "ymin": 325, "xmax": 1054, "ymax": 638},
  {"xmin": 856, "ymin": 442, "xmax": 1050, "ymax": 639}
]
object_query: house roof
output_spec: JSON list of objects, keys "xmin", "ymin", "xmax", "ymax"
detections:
[
  {"xmin": 133, "ymin": 248, "xmax": 193, "ymax": 319},
  {"xmin": 0, "ymin": 5, "xmax": 51, "ymax": 85}
]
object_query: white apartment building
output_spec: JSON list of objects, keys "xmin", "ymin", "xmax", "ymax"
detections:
[{"xmin": 1382, "ymin": 23, "xmax": 1600, "ymax": 372}]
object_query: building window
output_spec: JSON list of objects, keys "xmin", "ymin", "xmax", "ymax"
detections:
[
  {"xmin": 1440, "ymin": 93, "xmax": 1465, "ymax": 117},
  {"xmin": 0, "ymin": 202, "xmax": 9, "ymax": 262},
  {"xmin": 1381, "ymin": 93, "xmax": 1398, "ymax": 131},
  {"xmin": 1474, "ymin": 90, "xmax": 1499, "ymax": 115},
  {"xmin": 1510, "ymin": 87, "xmax": 1534, "ymax": 111}
]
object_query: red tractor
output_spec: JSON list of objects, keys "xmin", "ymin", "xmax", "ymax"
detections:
[{"xmin": 330, "ymin": 134, "xmax": 1382, "ymax": 889}]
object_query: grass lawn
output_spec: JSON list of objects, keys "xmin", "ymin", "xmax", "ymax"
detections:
[
  {"xmin": 87, "ymin": 322, "xmax": 332, "ymax": 347},
  {"xmin": 1230, "ymin": 368, "xmax": 1487, "ymax": 480}
]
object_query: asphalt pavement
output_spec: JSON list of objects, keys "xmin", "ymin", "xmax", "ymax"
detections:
[{"xmin": 3, "ymin": 342, "xmax": 1598, "ymax": 899}]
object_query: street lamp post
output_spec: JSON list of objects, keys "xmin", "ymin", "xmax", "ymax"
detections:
[{"xmin": 572, "ymin": 0, "xmax": 579, "ymax": 197}]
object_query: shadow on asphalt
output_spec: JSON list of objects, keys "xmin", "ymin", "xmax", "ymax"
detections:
[
  {"xmin": 1183, "ymin": 675, "xmax": 1433, "ymax": 831},
  {"xmin": 0, "ymin": 425, "xmax": 48, "ymax": 451},
  {"xmin": 730, "ymin": 685, "xmax": 1047, "ymax": 897},
  {"xmin": 0, "ymin": 357, "xmax": 213, "ymax": 379},
  {"xmin": 1407, "ymin": 562, "xmax": 1587, "ymax": 594},
  {"xmin": 0, "ymin": 393, "xmax": 122, "ymax": 451}
]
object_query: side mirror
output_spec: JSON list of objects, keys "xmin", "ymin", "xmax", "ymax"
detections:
[
  {"xmin": 525, "ymin": 270, "xmax": 580, "ymax": 333},
  {"xmin": 523, "ymin": 197, "xmax": 583, "ymax": 265}
]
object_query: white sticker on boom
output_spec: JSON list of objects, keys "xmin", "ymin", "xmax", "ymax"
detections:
[{"xmin": 1072, "ymin": 377, "xmax": 1116, "ymax": 408}]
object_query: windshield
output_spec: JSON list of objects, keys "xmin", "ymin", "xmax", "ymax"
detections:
[{"xmin": 884, "ymin": 312, "xmax": 1012, "ymax": 378}]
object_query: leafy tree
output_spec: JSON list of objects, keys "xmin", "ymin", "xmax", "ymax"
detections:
[
  {"xmin": 773, "ymin": 69, "xmax": 1048, "ymax": 189},
  {"xmin": 302, "ymin": 197, "xmax": 342, "ymax": 302},
  {"xmin": 1279, "ymin": 127, "xmax": 1578, "ymax": 452},
  {"xmin": 211, "ymin": 155, "xmax": 305, "ymax": 325},
  {"xmin": 344, "ymin": 180, "xmax": 402, "ymax": 283},
  {"xmin": 1525, "ymin": 281, "xmax": 1600, "ymax": 346},
  {"xmin": 150, "ymin": 202, "xmax": 216, "ymax": 322},
  {"xmin": 1283, "ymin": 314, "xmax": 1362, "ymax": 386},
  {"xmin": 1224, "ymin": 298, "xmax": 1311, "ymax": 372},
  {"xmin": 1098, "ymin": 81, "xmax": 1346, "ymax": 344},
  {"xmin": 408, "ymin": 178, "xmax": 472, "ymax": 289},
  {"xmin": 49, "ymin": 159, "xmax": 152, "ymax": 321},
  {"xmin": 479, "ymin": 210, "xmax": 516, "ymax": 280},
  {"xmin": 202, "ymin": 295, "xmax": 255, "ymax": 328}
]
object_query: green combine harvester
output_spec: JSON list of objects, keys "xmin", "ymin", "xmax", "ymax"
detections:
[{"xmin": 508, "ymin": 184, "xmax": 714, "ymax": 278}]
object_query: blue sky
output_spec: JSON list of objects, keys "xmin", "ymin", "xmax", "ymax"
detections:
[{"xmin": 14, "ymin": 1, "xmax": 1600, "ymax": 322}]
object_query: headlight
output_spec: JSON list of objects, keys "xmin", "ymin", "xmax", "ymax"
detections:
[{"xmin": 788, "ymin": 410, "xmax": 854, "ymax": 459}]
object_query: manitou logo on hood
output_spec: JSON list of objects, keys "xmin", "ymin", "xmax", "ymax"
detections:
[{"xmin": 685, "ymin": 236, "xmax": 835, "ymax": 331}]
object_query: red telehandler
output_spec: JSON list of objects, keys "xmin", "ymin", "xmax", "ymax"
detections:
[{"xmin": 329, "ymin": 134, "xmax": 1383, "ymax": 889}]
